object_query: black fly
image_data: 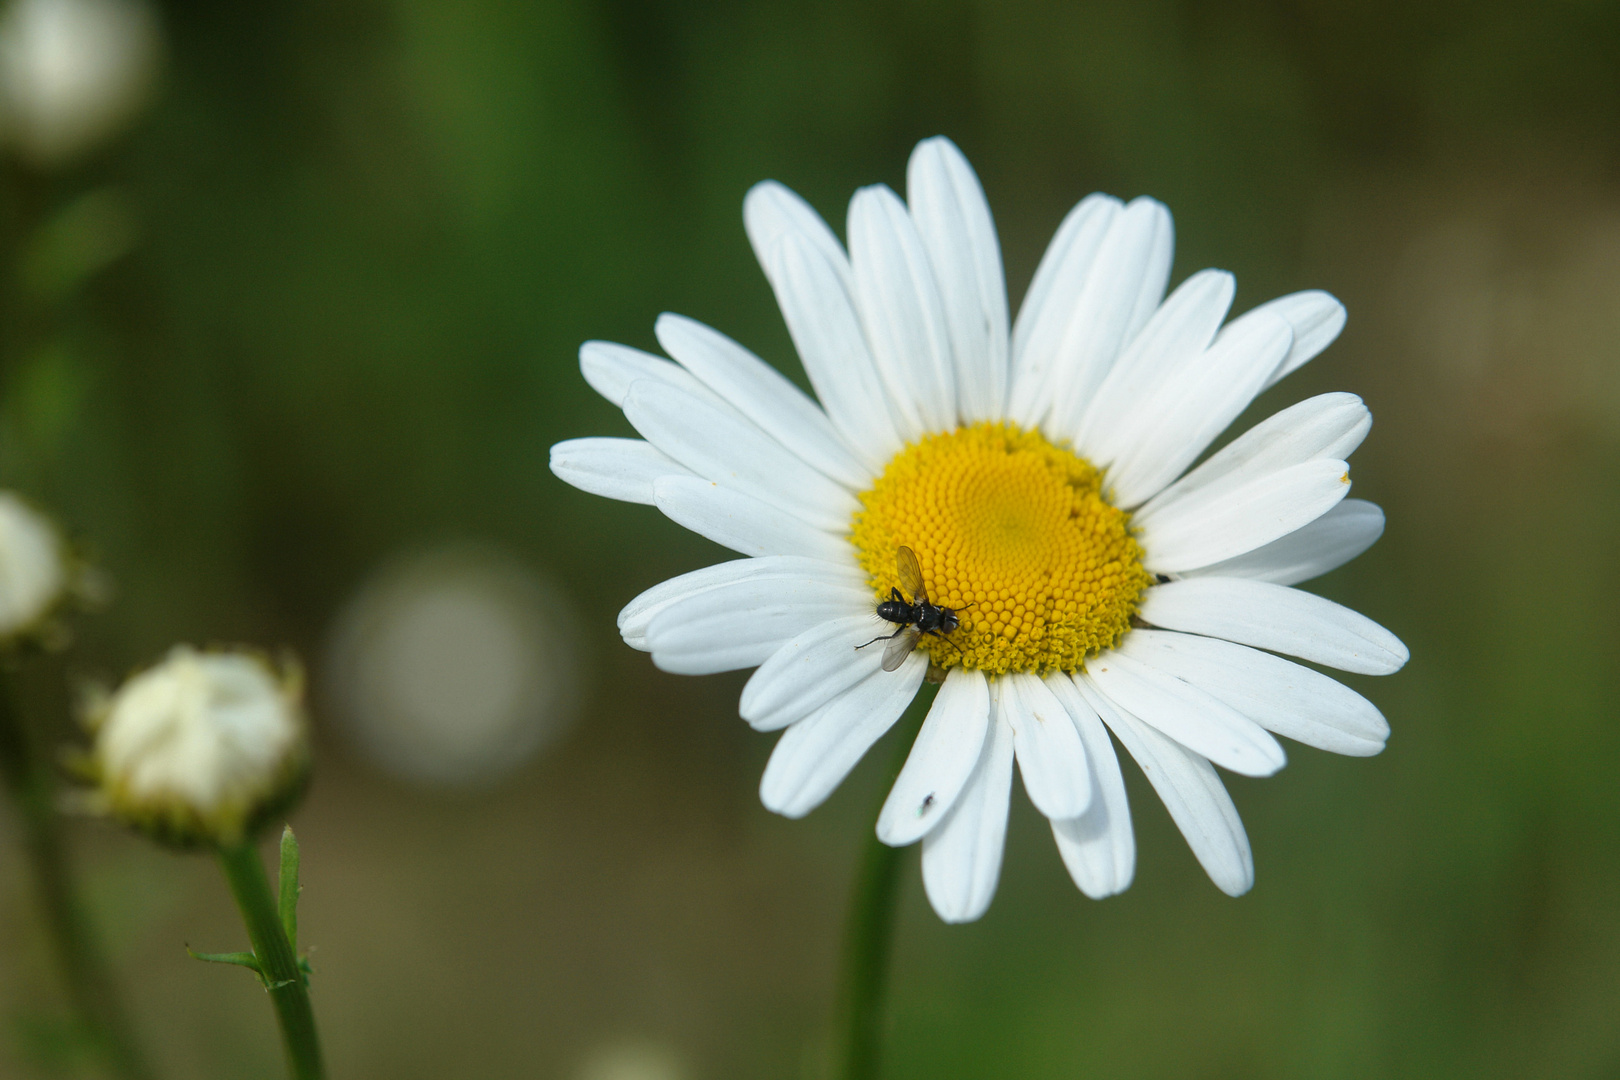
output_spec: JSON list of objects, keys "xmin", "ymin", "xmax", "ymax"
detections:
[{"xmin": 856, "ymin": 546, "xmax": 968, "ymax": 672}]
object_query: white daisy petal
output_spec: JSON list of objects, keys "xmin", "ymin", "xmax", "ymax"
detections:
[
  {"xmin": 654, "ymin": 313, "xmax": 870, "ymax": 489},
  {"xmin": 745, "ymin": 180, "xmax": 854, "ymax": 295},
  {"xmin": 624, "ymin": 380, "xmax": 858, "ymax": 533},
  {"xmin": 1138, "ymin": 392, "xmax": 1371, "ymax": 521},
  {"xmin": 906, "ymin": 136, "xmax": 1009, "ymax": 421},
  {"xmin": 740, "ymin": 614, "xmax": 889, "ymax": 732},
  {"xmin": 580, "ymin": 340, "xmax": 724, "ymax": 411},
  {"xmin": 1104, "ymin": 308, "xmax": 1295, "ymax": 508},
  {"xmin": 549, "ymin": 437, "xmax": 693, "ymax": 506},
  {"xmin": 921, "ymin": 694, "xmax": 1016, "ymax": 923},
  {"xmin": 1041, "ymin": 197, "xmax": 1176, "ymax": 435},
  {"xmin": 645, "ymin": 573, "xmax": 870, "ymax": 675},
  {"xmin": 1138, "ymin": 577, "xmax": 1409, "ymax": 675},
  {"xmin": 759, "ymin": 652, "xmax": 927, "ymax": 819},
  {"xmin": 646, "ymin": 633, "xmax": 787, "ymax": 676},
  {"xmin": 1085, "ymin": 649, "xmax": 1286, "ymax": 776},
  {"xmin": 1007, "ymin": 193, "xmax": 1121, "ymax": 423},
  {"xmin": 1183, "ymin": 499, "xmax": 1385, "ymax": 586},
  {"xmin": 1045, "ymin": 674, "xmax": 1135, "ymax": 898},
  {"xmin": 1119, "ymin": 630, "xmax": 1388, "ymax": 756},
  {"xmin": 1117, "ymin": 200, "xmax": 1177, "ymax": 345},
  {"xmin": 1072, "ymin": 268, "xmax": 1235, "ymax": 458},
  {"xmin": 877, "ymin": 667, "xmax": 991, "ymax": 846},
  {"xmin": 848, "ymin": 184, "xmax": 958, "ymax": 436},
  {"xmin": 765, "ymin": 232, "xmax": 903, "ymax": 468},
  {"xmin": 1138, "ymin": 458, "xmax": 1352, "ymax": 573},
  {"xmin": 1254, "ymin": 290, "xmax": 1347, "ymax": 388},
  {"xmin": 651, "ymin": 475, "xmax": 852, "ymax": 563},
  {"xmin": 642, "ymin": 566, "xmax": 869, "ymax": 629},
  {"xmin": 1005, "ymin": 671, "xmax": 1093, "ymax": 820},
  {"xmin": 618, "ymin": 556, "xmax": 866, "ymax": 650},
  {"xmin": 1076, "ymin": 677, "xmax": 1254, "ymax": 897}
]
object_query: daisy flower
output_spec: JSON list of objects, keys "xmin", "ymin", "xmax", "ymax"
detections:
[{"xmin": 551, "ymin": 137, "xmax": 1406, "ymax": 923}]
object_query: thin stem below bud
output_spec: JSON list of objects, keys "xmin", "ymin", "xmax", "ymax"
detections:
[{"xmin": 216, "ymin": 839, "xmax": 325, "ymax": 1080}]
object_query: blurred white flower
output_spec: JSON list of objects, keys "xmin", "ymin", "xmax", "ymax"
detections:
[
  {"xmin": 0, "ymin": 490, "xmax": 68, "ymax": 639},
  {"xmin": 91, "ymin": 646, "xmax": 308, "ymax": 846},
  {"xmin": 323, "ymin": 543, "xmax": 582, "ymax": 789},
  {"xmin": 0, "ymin": 0, "xmax": 159, "ymax": 168}
]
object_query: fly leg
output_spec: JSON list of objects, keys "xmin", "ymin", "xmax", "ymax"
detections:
[
  {"xmin": 924, "ymin": 630, "xmax": 965, "ymax": 661},
  {"xmin": 855, "ymin": 628, "xmax": 905, "ymax": 651}
]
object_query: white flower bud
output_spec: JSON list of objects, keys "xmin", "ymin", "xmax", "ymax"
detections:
[
  {"xmin": 91, "ymin": 646, "xmax": 308, "ymax": 846},
  {"xmin": 0, "ymin": 490, "xmax": 69, "ymax": 639},
  {"xmin": 0, "ymin": 0, "xmax": 159, "ymax": 168}
]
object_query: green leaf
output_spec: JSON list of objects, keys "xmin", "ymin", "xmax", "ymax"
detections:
[
  {"xmin": 278, "ymin": 824, "xmax": 300, "ymax": 952},
  {"xmin": 186, "ymin": 947, "xmax": 262, "ymax": 976}
]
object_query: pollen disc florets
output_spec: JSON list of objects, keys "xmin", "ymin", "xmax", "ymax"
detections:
[{"xmin": 851, "ymin": 422, "xmax": 1153, "ymax": 675}]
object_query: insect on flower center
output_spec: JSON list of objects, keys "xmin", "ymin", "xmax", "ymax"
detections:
[{"xmin": 850, "ymin": 422, "xmax": 1153, "ymax": 675}]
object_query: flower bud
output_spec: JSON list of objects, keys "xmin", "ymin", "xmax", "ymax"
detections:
[
  {"xmin": 0, "ymin": 490, "xmax": 70, "ymax": 640},
  {"xmin": 90, "ymin": 646, "xmax": 309, "ymax": 847}
]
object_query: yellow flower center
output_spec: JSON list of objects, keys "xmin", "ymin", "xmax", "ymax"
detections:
[{"xmin": 850, "ymin": 422, "xmax": 1152, "ymax": 675}]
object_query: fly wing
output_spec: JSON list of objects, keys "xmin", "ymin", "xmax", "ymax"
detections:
[
  {"xmin": 881, "ymin": 626, "xmax": 921, "ymax": 672},
  {"xmin": 895, "ymin": 545, "xmax": 927, "ymax": 603}
]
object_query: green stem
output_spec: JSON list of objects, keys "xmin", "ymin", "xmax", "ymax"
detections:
[
  {"xmin": 0, "ymin": 667, "xmax": 153, "ymax": 1080},
  {"xmin": 216, "ymin": 841, "xmax": 325, "ymax": 1080},
  {"xmin": 833, "ymin": 684, "xmax": 935, "ymax": 1080}
]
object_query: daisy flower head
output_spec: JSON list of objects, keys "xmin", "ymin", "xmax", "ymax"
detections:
[{"xmin": 551, "ymin": 137, "xmax": 1407, "ymax": 923}]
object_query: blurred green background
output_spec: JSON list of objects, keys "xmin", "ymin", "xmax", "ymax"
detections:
[{"xmin": 2, "ymin": 0, "xmax": 1618, "ymax": 1077}]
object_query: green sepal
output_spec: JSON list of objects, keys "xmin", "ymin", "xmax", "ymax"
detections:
[{"xmin": 186, "ymin": 947, "xmax": 262, "ymax": 976}]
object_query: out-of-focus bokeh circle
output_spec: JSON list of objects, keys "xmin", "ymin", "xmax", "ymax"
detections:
[
  {"xmin": 322, "ymin": 542, "xmax": 583, "ymax": 790},
  {"xmin": 574, "ymin": 1040, "xmax": 685, "ymax": 1080}
]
